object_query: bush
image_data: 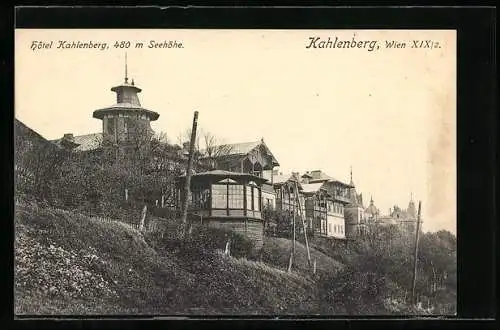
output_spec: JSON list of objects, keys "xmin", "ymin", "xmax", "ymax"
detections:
[
  {"xmin": 154, "ymin": 225, "xmax": 256, "ymax": 261},
  {"xmin": 317, "ymin": 265, "xmax": 406, "ymax": 315}
]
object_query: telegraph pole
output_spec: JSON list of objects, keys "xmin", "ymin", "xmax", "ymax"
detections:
[
  {"xmin": 180, "ymin": 111, "xmax": 199, "ymax": 239},
  {"xmin": 288, "ymin": 184, "xmax": 295, "ymax": 273},
  {"xmin": 292, "ymin": 184, "xmax": 296, "ymax": 253},
  {"xmin": 295, "ymin": 180, "xmax": 312, "ymax": 268},
  {"xmin": 410, "ymin": 201, "xmax": 422, "ymax": 307}
]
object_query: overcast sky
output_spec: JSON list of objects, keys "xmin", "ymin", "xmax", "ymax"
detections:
[{"xmin": 15, "ymin": 29, "xmax": 456, "ymax": 233}]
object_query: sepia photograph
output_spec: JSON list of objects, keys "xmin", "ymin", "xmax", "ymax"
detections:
[{"xmin": 14, "ymin": 28, "xmax": 457, "ymax": 316}]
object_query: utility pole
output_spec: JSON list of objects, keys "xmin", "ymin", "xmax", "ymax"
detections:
[
  {"xmin": 295, "ymin": 180, "xmax": 311, "ymax": 268},
  {"xmin": 292, "ymin": 184, "xmax": 296, "ymax": 254},
  {"xmin": 410, "ymin": 201, "xmax": 422, "ymax": 307},
  {"xmin": 180, "ymin": 111, "xmax": 199, "ymax": 239},
  {"xmin": 288, "ymin": 184, "xmax": 295, "ymax": 273}
]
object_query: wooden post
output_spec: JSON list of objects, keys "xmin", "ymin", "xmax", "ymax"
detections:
[
  {"xmin": 180, "ymin": 111, "xmax": 199, "ymax": 239},
  {"xmin": 313, "ymin": 258, "xmax": 317, "ymax": 275},
  {"xmin": 295, "ymin": 180, "xmax": 311, "ymax": 268},
  {"xmin": 292, "ymin": 185, "xmax": 296, "ymax": 256},
  {"xmin": 225, "ymin": 238, "xmax": 231, "ymax": 256},
  {"xmin": 125, "ymin": 188, "xmax": 128, "ymax": 201},
  {"xmin": 410, "ymin": 201, "xmax": 422, "ymax": 306},
  {"xmin": 139, "ymin": 204, "xmax": 147, "ymax": 231},
  {"xmin": 161, "ymin": 194, "xmax": 165, "ymax": 208},
  {"xmin": 287, "ymin": 185, "xmax": 295, "ymax": 273}
]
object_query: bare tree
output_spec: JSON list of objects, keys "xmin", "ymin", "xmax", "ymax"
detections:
[
  {"xmin": 200, "ymin": 131, "xmax": 234, "ymax": 170},
  {"xmin": 177, "ymin": 127, "xmax": 200, "ymax": 152}
]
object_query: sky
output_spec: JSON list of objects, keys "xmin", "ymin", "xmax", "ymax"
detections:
[{"xmin": 15, "ymin": 29, "xmax": 456, "ymax": 233}]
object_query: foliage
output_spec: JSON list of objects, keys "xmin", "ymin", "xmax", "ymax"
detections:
[
  {"xmin": 316, "ymin": 225, "xmax": 457, "ymax": 315},
  {"xmin": 262, "ymin": 207, "xmax": 295, "ymax": 238},
  {"xmin": 156, "ymin": 225, "xmax": 257, "ymax": 260},
  {"xmin": 15, "ymin": 127, "xmax": 187, "ymax": 220},
  {"xmin": 260, "ymin": 237, "xmax": 343, "ymax": 277},
  {"xmin": 15, "ymin": 202, "xmax": 320, "ymax": 315}
]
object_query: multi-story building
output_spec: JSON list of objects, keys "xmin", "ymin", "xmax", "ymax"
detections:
[
  {"xmin": 272, "ymin": 172, "xmax": 304, "ymax": 215},
  {"xmin": 300, "ymin": 170, "xmax": 352, "ymax": 239},
  {"xmin": 362, "ymin": 194, "xmax": 420, "ymax": 236},
  {"xmin": 202, "ymin": 139, "xmax": 280, "ymax": 210},
  {"xmin": 387, "ymin": 197, "xmax": 419, "ymax": 235}
]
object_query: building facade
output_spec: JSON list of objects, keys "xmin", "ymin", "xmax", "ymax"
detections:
[
  {"xmin": 344, "ymin": 169, "xmax": 368, "ymax": 239},
  {"xmin": 301, "ymin": 170, "xmax": 351, "ymax": 239}
]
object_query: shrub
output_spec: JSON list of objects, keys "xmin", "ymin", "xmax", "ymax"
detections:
[
  {"xmin": 155, "ymin": 225, "xmax": 256, "ymax": 261},
  {"xmin": 318, "ymin": 265, "xmax": 406, "ymax": 315}
]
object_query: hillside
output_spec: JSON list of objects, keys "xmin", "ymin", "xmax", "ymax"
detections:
[
  {"xmin": 15, "ymin": 201, "xmax": 455, "ymax": 315},
  {"xmin": 14, "ymin": 202, "xmax": 326, "ymax": 315},
  {"xmin": 260, "ymin": 237, "xmax": 344, "ymax": 276}
]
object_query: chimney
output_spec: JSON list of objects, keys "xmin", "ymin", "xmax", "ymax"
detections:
[{"xmin": 63, "ymin": 133, "xmax": 74, "ymax": 141}]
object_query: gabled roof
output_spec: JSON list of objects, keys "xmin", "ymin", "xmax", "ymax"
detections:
[
  {"xmin": 300, "ymin": 182, "xmax": 326, "ymax": 194},
  {"xmin": 215, "ymin": 139, "xmax": 280, "ymax": 166},
  {"xmin": 14, "ymin": 119, "xmax": 58, "ymax": 147},
  {"xmin": 226, "ymin": 141, "xmax": 262, "ymax": 155},
  {"xmin": 51, "ymin": 133, "xmax": 102, "ymax": 152},
  {"xmin": 272, "ymin": 174, "xmax": 292, "ymax": 185},
  {"xmin": 273, "ymin": 172, "xmax": 302, "ymax": 184},
  {"xmin": 307, "ymin": 170, "xmax": 353, "ymax": 187}
]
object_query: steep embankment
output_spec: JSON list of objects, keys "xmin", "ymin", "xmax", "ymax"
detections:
[
  {"xmin": 260, "ymin": 237, "xmax": 344, "ymax": 276},
  {"xmin": 14, "ymin": 203, "xmax": 329, "ymax": 315}
]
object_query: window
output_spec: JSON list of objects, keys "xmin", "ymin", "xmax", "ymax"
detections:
[
  {"xmin": 246, "ymin": 186, "xmax": 253, "ymax": 210},
  {"xmin": 191, "ymin": 186, "xmax": 210, "ymax": 209},
  {"xmin": 228, "ymin": 184, "xmax": 244, "ymax": 209},
  {"xmin": 253, "ymin": 186, "xmax": 260, "ymax": 211},
  {"xmin": 328, "ymin": 224, "xmax": 332, "ymax": 233},
  {"xmin": 212, "ymin": 184, "xmax": 227, "ymax": 209}
]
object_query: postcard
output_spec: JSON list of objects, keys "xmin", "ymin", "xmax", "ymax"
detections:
[{"xmin": 14, "ymin": 28, "xmax": 456, "ymax": 316}]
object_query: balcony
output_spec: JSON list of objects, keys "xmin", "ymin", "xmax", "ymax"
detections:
[{"xmin": 333, "ymin": 194, "xmax": 351, "ymax": 204}]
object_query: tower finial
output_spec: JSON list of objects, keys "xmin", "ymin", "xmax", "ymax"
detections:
[
  {"xmin": 350, "ymin": 165, "xmax": 353, "ymax": 184},
  {"xmin": 125, "ymin": 52, "xmax": 128, "ymax": 83}
]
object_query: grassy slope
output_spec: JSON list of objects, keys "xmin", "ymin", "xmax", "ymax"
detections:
[
  {"xmin": 14, "ymin": 203, "xmax": 326, "ymax": 315},
  {"xmin": 260, "ymin": 237, "xmax": 344, "ymax": 277}
]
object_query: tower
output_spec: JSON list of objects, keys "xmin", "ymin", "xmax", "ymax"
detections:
[
  {"xmin": 407, "ymin": 193, "xmax": 417, "ymax": 219},
  {"xmin": 345, "ymin": 166, "xmax": 367, "ymax": 237},
  {"xmin": 92, "ymin": 54, "xmax": 159, "ymax": 146},
  {"xmin": 403, "ymin": 193, "xmax": 418, "ymax": 234}
]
